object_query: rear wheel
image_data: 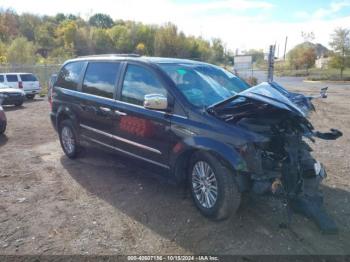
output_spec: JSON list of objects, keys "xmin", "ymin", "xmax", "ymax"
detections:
[
  {"xmin": 189, "ymin": 151, "xmax": 241, "ymax": 220},
  {"xmin": 0, "ymin": 122, "xmax": 6, "ymax": 135},
  {"xmin": 26, "ymin": 94, "xmax": 35, "ymax": 100},
  {"xmin": 59, "ymin": 119, "xmax": 80, "ymax": 159}
]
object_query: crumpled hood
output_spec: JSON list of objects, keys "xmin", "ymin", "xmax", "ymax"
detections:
[{"xmin": 238, "ymin": 82, "xmax": 311, "ymax": 117}]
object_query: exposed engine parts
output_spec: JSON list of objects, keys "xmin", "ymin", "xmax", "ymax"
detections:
[{"xmin": 209, "ymin": 82, "xmax": 342, "ymax": 233}]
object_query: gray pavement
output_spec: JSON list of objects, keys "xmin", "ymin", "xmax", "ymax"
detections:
[{"xmin": 245, "ymin": 70, "xmax": 350, "ymax": 90}]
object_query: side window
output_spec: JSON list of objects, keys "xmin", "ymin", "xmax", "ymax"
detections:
[
  {"xmin": 6, "ymin": 75, "xmax": 18, "ymax": 82},
  {"xmin": 56, "ymin": 62, "xmax": 84, "ymax": 90},
  {"xmin": 121, "ymin": 64, "xmax": 167, "ymax": 106},
  {"xmin": 82, "ymin": 62, "xmax": 119, "ymax": 99},
  {"xmin": 0, "ymin": 75, "xmax": 4, "ymax": 82},
  {"xmin": 20, "ymin": 74, "xmax": 38, "ymax": 82}
]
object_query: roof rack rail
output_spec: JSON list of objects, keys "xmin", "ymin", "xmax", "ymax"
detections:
[{"xmin": 77, "ymin": 53, "xmax": 141, "ymax": 58}]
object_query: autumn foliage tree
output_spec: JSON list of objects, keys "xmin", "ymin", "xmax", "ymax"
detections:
[
  {"xmin": 0, "ymin": 9, "xmax": 19, "ymax": 41},
  {"xmin": 89, "ymin": 13, "xmax": 114, "ymax": 29},
  {"xmin": 55, "ymin": 20, "xmax": 78, "ymax": 49},
  {"xmin": 329, "ymin": 28, "xmax": 350, "ymax": 80},
  {"xmin": 0, "ymin": 9, "xmax": 227, "ymax": 65},
  {"xmin": 288, "ymin": 45, "xmax": 316, "ymax": 70},
  {"xmin": 6, "ymin": 37, "xmax": 37, "ymax": 64}
]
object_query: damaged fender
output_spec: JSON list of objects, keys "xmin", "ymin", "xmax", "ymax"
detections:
[
  {"xmin": 170, "ymin": 136, "xmax": 249, "ymax": 177},
  {"xmin": 207, "ymin": 81, "xmax": 343, "ymax": 233}
]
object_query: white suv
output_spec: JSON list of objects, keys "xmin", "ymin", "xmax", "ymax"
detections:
[{"xmin": 0, "ymin": 73, "xmax": 41, "ymax": 99}]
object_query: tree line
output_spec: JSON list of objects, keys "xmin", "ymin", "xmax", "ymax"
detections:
[{"xmin": 0, "ymin": 10, "xmax": 230, "ymax": 65}]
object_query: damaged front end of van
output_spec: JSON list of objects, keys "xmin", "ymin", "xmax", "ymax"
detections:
[{"xmin": 208, "ymin": 82, "xmax": 342, "ymax": 233}]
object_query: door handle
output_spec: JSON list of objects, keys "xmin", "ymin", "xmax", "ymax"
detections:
[
  {"xmin": 114, "ymin": 110, "xmax": 127, "ymax": 116},
  {"xmin": 99, "ymin": 106, "xmax": 111, "ymax": 112}
]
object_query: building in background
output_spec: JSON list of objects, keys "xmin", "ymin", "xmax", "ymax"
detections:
[
  {"xmin": 233, "ymin": 55, "xmax": 252, "ymax": 77},
  {"xmin": 315, "ymin": 56, "xmax": 330, "ymax": 69}
]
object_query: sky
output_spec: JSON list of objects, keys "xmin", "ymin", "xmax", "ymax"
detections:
[{"xmin": 1, "ymin": 0, "xmax": 350, "ymax": 55}]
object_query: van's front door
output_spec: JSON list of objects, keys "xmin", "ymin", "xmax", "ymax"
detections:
[{"xmin": 113, "ymin": 63, "xmax": 171, "ymax": 168}]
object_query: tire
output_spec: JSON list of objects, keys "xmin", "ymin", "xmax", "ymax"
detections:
[
  {"xmin": 58, "ymin": 119, "xmax": 80, "ymax": 159},
  {"xmin": 189, "ymin": 151, "xmax": 241, "ymax": 220},
  {"xmin": 26, "ymin": 94, "xmax": 35, "ymax": 100},
  {"xmin": 14, "ymin": 101, "xmax": 23, "ymax": 107},
  {"xmin": 0, "ymin": 122, "xmax": 6, "ymax": 135}
]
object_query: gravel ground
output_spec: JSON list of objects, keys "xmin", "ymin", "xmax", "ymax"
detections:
[{"xmin": 0, "ymin": 85, "xmax": 349, "ymax": 255}]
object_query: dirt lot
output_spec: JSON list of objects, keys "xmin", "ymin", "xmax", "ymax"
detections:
[{"xmin": 0, "ymin": 85, "xmax": 349, "ymax": 255}]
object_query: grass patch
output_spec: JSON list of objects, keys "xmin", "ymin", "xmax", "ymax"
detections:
[
  {"xmin": 39, "ymin": 86, "xmax": 48, "ymax": 97},
  {"xmin": 275, "ymin": 70, "xmax": 309, "ymax": 77}
]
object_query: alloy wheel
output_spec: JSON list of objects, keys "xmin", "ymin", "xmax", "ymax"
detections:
[
  {"xmin": 61, "ymin": 126, "xmax": 75, "ymax": 154},
  {"xmin": 192, "ymin": 161, "xmax": 218, "ymax": 209}
]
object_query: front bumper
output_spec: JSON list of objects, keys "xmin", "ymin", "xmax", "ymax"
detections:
[
  {"xmin": 2, "ymin": 95, "xmax": 25, "ymax": 105},
  {"xmin": 24, "ymin": 89, "xmax": 41, "ymax": 95}
]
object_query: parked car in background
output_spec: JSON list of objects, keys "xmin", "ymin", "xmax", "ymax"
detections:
[
  {"xmin": 0, "ymin": 83, "xmax": 25, "ymax": 106},
  {"xmin": 0, "ymin": 102, "xmax": 7, "ymax": 135},
  {"xmin": 0, "ymin": 73, "xmax": 41, "ymax": 99}
]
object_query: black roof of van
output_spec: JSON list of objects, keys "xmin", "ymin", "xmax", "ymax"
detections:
[{"xmin": 68, "ymin": 54, "xmax": 209, "ymax": 66}]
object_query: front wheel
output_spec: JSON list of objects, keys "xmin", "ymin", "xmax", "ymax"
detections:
[
  {"xmin": 59, "ymin": 119, "xmax": 80, "ymax": 159},
  {"xmin": 14, "ymin": 101, "xmax": 23, "ymax": 107},
  {"xmin": 26, "ymin": 94, "xmax": 35, "ymax": 100},
  {"xmin": 189, "ymin": 151, "xmax": 241, "ymax": 220}
]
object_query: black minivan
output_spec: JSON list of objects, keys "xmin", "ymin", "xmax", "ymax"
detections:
[{"xmin": 50, "ymin": 54, "xmax": 340, "ymax": 229}]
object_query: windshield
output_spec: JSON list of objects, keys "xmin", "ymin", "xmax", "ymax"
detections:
[{"xmin": 158, "ymin": 63, "xmax": 250, "ymax": 107}]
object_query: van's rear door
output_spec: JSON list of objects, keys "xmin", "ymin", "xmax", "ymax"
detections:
[
  {"xmin": 19, "ymin": 74, "xmax": 40, "ymax": 94},
  {"xmin": 77, "ymin": 61, "xmax": 121, "ymax": 146}
]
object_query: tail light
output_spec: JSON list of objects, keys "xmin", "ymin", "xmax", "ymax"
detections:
[{"xmin": 18, "ymin": 81, "xmax": 23, "ymax": 89}]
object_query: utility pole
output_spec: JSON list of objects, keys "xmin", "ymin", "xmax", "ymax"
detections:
[
  {"xmin": 267, "ymin": 45, "xmax": 275, "ymax": 83},
  {"xmin": 283, "ymin": 36, "xmax": 288, "ymax": 60}
]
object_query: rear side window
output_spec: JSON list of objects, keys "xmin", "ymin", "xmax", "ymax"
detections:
[
  {"xmin": 20, "ymin": 74, "xmax": 37, "ymax": 82},
  {"xmin": 0, "ymin": 75, "xmax": 3, "ymax": 82},
  {"xmin": 6, "ymin": 75, "xmax": 18, "ymax": 82},
  {"xmin": 56, "ymin": 62, "xmax": 84, "ymax": 90},
  {"xmin": 82, "ymin": 62, "xmax": 120, "ymax": 99},
  {"xmin": 121, "ymin": 64, "xmax": 167, "ymax": 106}
]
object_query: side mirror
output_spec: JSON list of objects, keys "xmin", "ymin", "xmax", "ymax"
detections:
[
  {"xmin": 50, "ymin": 74, "xmax": 58, "ymax": 86},
  {"xmin": 144, "ymin": 94, "xmax": 168, "ymax": 111}
]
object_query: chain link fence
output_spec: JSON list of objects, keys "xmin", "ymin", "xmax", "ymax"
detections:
[
  {"xmin": 2, "ymin": 63, "xmax": 266, "ymax": 91},
  {"xmin": 0, "ymin": 62, "xmax": 346, "ymax": 96},
  {"xmin": 0, "ymin": 64, "xmax": 61, "ymax": 95},
  {"xmin": 233, "ymin": 68, "xmax": 269, "ymax": 85}
]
